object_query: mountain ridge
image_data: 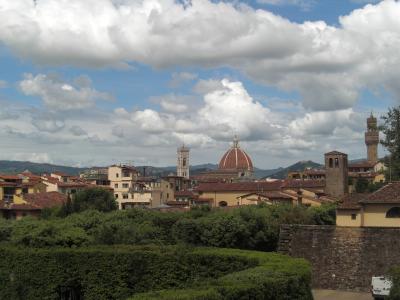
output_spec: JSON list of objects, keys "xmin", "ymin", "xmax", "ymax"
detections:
[{"xmin": 0, "ymin": 160, "xmax": 323, "ymax": 179}]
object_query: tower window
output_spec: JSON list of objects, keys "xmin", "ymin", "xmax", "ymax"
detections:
[
  {"xmin": 334, "ymin": 158, "xmax": 339, "ymax": 167},
  {"xmin": 329, "ymin": 158, "xmax": 333, "ymax": 168},
  {"xmin": 351, "ymin": 214, "xmax": 356, "ymax": 220}
]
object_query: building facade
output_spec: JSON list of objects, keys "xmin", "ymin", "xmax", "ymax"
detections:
[{"xmin": 337, "ymin": 182, "xmax": 400, "ymax": 227}]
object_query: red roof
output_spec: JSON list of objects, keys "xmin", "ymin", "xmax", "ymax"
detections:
[
  {"xmin": 238, "ymin": 192, "xmax": 293, "ymax": 200},
  {"xmin": 337, "ymin": 193, "xmax": 365, "ymax": 210},
  {"xmin": 174, "ymin": 190, "xmax": 195, "ymax": 197},
  {"xmin": 0, "ymin": 192, "xmax": 66, "ymax": 210},
  {"xmin": 23, "ymin": 192, "xmax": 67, "ymax": 208},
  {"xmin": 0, "ymin": 175, "xmax": 21, "ymax": 180},
  {"xmin": 196, "ymin": 181, "xmax": 282, "ymax": 192},
  {"xmin": 348, "ymin": 161, "xmax": 375, "ymax": 169},
  {"xmin": 57, "ymin": 182, "xmax": 87, "ymax": 188},
  {"xmin": 218, "ymin": 139, "xmax": 253, "ymax": 171},
  {"xmin": 0, "ymin": 182, "xmax": 17, "ymax": 187},
  {"xmin": 282, "ymin": 179, "xmax": 325, "ymax": 189},
  {"xmin": 360, "ymin": 182, "xmax": 400, "ymax": 204}
]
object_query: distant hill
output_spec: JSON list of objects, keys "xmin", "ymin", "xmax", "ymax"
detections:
[
  {"xmin": 0, "ymin": 160, "xmax": 322, "ymax": 180},
  {"xmin": 266, "ymin": 160, "xmax": 323, "ymax": 180},
  {"xmin": 0, "ymin": 160, "xmax": 86, "ymax": 175}
]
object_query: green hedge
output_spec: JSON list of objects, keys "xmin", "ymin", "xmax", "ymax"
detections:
[
  {"xmin": 0, "ymin": 246, "xmax": 311, "ymax": 300},
  {"xmin": 131, "ymin": 248, "xmax": 312, "ymax": 300},
  {"xmin": 389, "ymin": 267, "xmax": 400, "ymax": 299}
]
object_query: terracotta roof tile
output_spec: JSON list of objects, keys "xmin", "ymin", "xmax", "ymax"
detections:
[
  {"xmin": 196, "ymin": 181, "xmax": 282, "ymax": 192},
  {"xmin": 282, "ymin": 179, "xmax": 325, "ymax": 189},
  {"xmin": 23, "ymin": 192, "xmax": 66, "ymax": 208},
  {"xmin": 337, "ymin": 193, "xmax": 366, "ymax": 210},
  {"xmin": 360, "ymin": 182, "xmax": 400, "ymax": 204}
]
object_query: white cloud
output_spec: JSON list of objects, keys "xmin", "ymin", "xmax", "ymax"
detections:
[
  {"xmin": 12, "ymin": 152, "xmax": 52, "ymax": 164},
  {"xmin": 19, "ymin": 73, "xmax": 113, "ymax": 111},
  {"xmin": 1, "ymin": 0, "xmax": 399, "ymax": 111},
  {"xmin": 70, "ymin": 125, "xmax": 87, "ymax": 136},
  {"xmin": 160, "ymin": 100, "xmax": 188, "ymax": 113},
  {"xmin": 0, "ymin": 74, "xmax": 375, "ymax": 167},
  {"xmin": 169, "ymin": 72, "xmax": 197, "ymax": 88}
]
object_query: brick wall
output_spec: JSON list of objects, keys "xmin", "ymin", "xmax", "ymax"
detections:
[{"xmin": 278, "ymin": 225, "xmax": 400, "ymax": 291}]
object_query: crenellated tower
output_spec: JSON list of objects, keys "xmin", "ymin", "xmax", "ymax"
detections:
[{"xmin": 365, "ymin": 113, "xmax": 379, "ymax": 163}]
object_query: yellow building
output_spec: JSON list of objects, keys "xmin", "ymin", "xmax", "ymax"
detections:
[
  {"xmin": 337, "ymin": 182, "xmax": 400, "ymax": 227},
  {"xmin": 195, "ymin": 180, "xmax": 329, "ymax": 207}
]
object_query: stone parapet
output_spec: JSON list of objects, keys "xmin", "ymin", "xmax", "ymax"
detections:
[{"xmin": 278, "ymin": 225, "xmax": 400, "ymax": 292}]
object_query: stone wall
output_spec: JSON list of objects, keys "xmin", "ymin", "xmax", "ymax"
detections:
[{"xmin": 278, "ymin": 225, "xmax": 400, "ymax": 291}]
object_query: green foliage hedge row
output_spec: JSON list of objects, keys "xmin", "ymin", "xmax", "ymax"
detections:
[
  {"xmin": 0, "ymin": 246, "xmax": 311, "ymax": 300},
  {"xmin": 0, "ymin": 203, "xmax": 336, "ymax": 251},
  {"xmin": 130, "ymin": 248, "xmax": 312, "ymax": 300},
  {"xmin": 388, "ymin": 268, "xmax": 400, "ymax": 299}
]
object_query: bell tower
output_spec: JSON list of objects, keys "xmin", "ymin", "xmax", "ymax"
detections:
[
  {"xmin": 365, "ymin": 113, "xmax": 379, "ymax": 163},
  {"xmin": 177, "ymin": 145, "xmax": 190, "ymax": 179},
  {"xmin": 325, "ymin": 151, "xmax": 348, "ymax": 198}
]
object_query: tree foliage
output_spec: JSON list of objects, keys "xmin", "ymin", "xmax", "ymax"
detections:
[
  {"xmin": 59, "ymin": 188, "xmax": 118, "ymax": 216},
  {"xmin": 1, "ymin": 203, "xmax": 336, "ymax": 251},
  {"xmin": 380, "ymin": 106, "xmax": 400, "ymax": 180}
]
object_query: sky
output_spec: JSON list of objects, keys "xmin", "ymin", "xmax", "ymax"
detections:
[{"xmin": 0, "ymin": 0, "xmax": 397, "ymax": 169}]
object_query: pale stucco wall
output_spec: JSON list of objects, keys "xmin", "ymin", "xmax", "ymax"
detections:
[
  {"xmin": 363, "ymin": 204, "xmax": 400, "ymax": 227},
  {"xmin": 200, "ymin": 191, "xmax": 254, "ymax": 207},
  {"xmin": 336, "ymin": 210, "xmax": 362, "ymax": 227}
]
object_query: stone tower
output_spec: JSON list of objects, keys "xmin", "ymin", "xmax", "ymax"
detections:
[
  {"xmin": 177, "ymin": 145, "xmax": 190, "ymax": 179},
  {"xmin": 325, "ymin": 151, "xmax": 348, "ymax": 198},
  {"xmin": 365, "ymin": 113, "xmax": 379, "ymax": 163}
]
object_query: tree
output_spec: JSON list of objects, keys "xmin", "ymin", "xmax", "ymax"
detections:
[
  {"xmin": 380, "ymin": 107, "xmax": 400, "ymax": 181},
  {"xmin": 71, "ymin": 188, "xmax": 118, "ymax": 214},
  {"xmin": 355, "ymin": 177, "xmax": 369, "ymax": 193}
]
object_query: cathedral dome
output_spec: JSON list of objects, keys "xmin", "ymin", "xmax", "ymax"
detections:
[{"xmin": 218, "ymin": 137, "xmax": 253, "ymax": 171}]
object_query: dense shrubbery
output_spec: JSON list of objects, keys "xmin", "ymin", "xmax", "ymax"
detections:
[
  {"xmin": 0, "ymin": 246, "xmax": 311, "ymax": 300},
  {"xmin": 389, "ymin": 267, "xmax": 400, "ymax": 299},
  {"xmin": 131, "ymin": 248, "xmax": 312, "ymax": 300},
  {"xmin": 0, "ymin": 203, "xmax": 336, "ymax": 251}
]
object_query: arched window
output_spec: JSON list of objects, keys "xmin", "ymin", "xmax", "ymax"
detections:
[
  {"xmin": 329, "ymin": 158, "xmax": 333, "ymax": 168},
  {"xmin": 218, "ymin": 201, "xmax": 228, "ymax": 207},
  {"xmin": 386, "ymin": 207, "xmax": 400, "ymax": 218}
]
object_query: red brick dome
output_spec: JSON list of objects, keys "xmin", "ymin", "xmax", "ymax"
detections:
[{"xmin": 218, "ymin": 137, "xmax": 253, "ymax": 171}]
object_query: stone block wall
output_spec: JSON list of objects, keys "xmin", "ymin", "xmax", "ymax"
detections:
[{"xmin": 278, "ymin": 225, "xmax": 400, "ymax": 291}]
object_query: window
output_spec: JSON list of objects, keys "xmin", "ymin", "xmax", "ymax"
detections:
[
  {"xmin": 334, "ymin": 158, "xmax": 339, "ymax": 167},
  {"xmin": 166, "ymin": 193, "xmax": 169, "ymax": 199},
  {"xmin": 123, "ymin": 194, "xmax": 129, "ymax": 199},
  {"xmin": 22, "ymin": 188, "xmax": 28, "ymax": 194},
  {"xmin": 351, "ymin": 214, "xmax": 357, "ymax": 220},
  {"xmin": 218, "ymin": 201, "xmax": 228, "ymax": 207},
  {"xmin": 122, "ymin": 183, "xmax": 129, "ymax": 188},
  {"xmin": 183, "ymin": 158, "xmax": 186, "ymax": 167},
  {"xmin": 114, "ymin": 183, "xmax": 118, "ymax": 188},
  {"xmin": 123, "ymin": 171, "xmax": 130, "ymax": 177},
  {"xmin": 386, "ymin": 207, "xmax": 400, "ymax": 218},
  {"xmin": 329, "ymin": 158, "xmax": 333, "ymax": 168},
  {"xmin": 116, "ymin": 173, "xmax": 119, "ymax": 178},
  {"xmin": 115, "ymin": 194, "xmax": 119, "ymax": 198}
]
